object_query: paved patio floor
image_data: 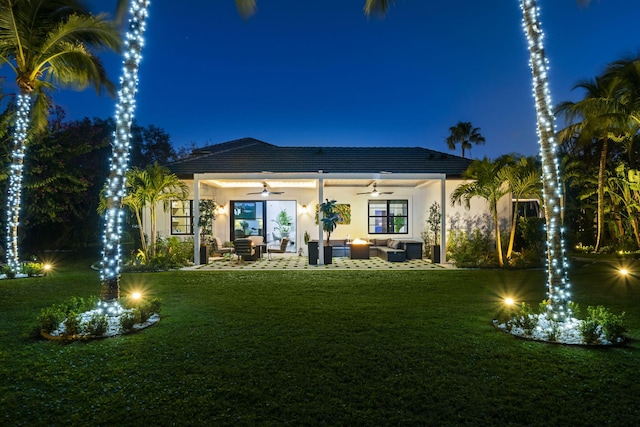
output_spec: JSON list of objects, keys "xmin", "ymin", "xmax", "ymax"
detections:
[{"xmin": 183, "ymin": 253, "xmax": 454, "ymax": 271}]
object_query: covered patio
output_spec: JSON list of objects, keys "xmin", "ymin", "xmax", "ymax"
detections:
[{"xmin": 183, "ymin": 252, "xmax": 454, "ymax": 271}]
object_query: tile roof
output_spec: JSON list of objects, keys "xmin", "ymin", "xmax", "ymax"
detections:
[{"xmin": 166, "ymin": 137, "xmax": 472, "ymax": 177}]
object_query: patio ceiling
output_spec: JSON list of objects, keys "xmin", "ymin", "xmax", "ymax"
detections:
[{"xmin": 200, "ymin": 178, "xmax": 438, "ymax": 190}]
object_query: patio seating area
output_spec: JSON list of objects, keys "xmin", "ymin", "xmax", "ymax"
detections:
[{"xmin": 184, "ymin": 253, "xmax": 451, "ymax": 271}]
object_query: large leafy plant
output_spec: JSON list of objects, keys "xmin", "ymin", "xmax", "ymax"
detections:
[{"xmin": 319, "ymin": 199, "xmax": 340, "ymax": 244}]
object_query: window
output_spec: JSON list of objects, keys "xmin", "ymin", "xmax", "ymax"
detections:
[
  {"xmin": 231, "ymin": 201, "xmax": 265, "ymax": 238},
  {"xmin": 171, "ymin": 200, "xmax": 193, "ymax": 235},
  {"xmin": 368, "ymin": 200, "xmax": 408, "ymax": 234}
]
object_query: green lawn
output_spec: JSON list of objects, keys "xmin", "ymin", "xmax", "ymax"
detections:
[{"xmin": 1, "ymin": 257, "xmax": 639, "ymax": 426}]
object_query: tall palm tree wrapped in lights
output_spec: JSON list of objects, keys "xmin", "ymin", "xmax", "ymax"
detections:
[
  {"xmin": 364, "ymin": 0, "xmax": 572, "ymax": 321},
  {"xmin": 100, "ymin": 0, "xmax": 150, "ymax": 306},
  {"xmin": 0, "ymin": 0, "xmax": 121, "ymax": 273},
  {"xmin": 519, "ymin": 0, "xmax": 571, "ymax": 321}
]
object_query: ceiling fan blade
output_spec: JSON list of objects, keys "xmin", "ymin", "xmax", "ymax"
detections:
[
  {"xmin": 270, "ymin": 191, "xmax": 284, "ymax": 195},
  {"xmin": 357, "ymin": 191, "xmax": 372, "ymax": 195}
]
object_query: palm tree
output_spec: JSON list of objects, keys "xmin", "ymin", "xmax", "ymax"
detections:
[
  {"xmin": 129, "ymin": 163, "xmax": 188, "ymax": 257},
  {"xmin": 556, "ymin": 76, "xmax": 629, "ymax": 252},
  {"xmin": 99, "ymin": 0, "xmax": 256, "ymax": 304},
  {"xmin": 499, "ymin": 156, "xmax": 541, "ymax": 259},
  {"xmin": 451, "ymin": 157, "xmax": 511, "ymax": 267},
  {"xmin": 0, "ymin": 0, "xmax": 121, "ymax": 272},
  {"xmin": 445, "ymin": 121, "xmax": 486, "ymax": 158},
  {"xmin": 519, "ymin": 0, "xmax": 572, "ymax": 321},
  {"xmin": 603, "ymin": 164, "xmax": 640, "ymax": 248}
]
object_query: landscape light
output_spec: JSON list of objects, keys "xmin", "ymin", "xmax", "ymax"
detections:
[
  {"xmin": 504, "ymin": 297, "xmax": 515, "ymax": 306},
  {"xmin": 619, "ymin": 268, "xmax": 629, "ymax": 276},
  {"xmin": 131, "ymin": 291, "xmax": 142, "ymax": 300}
]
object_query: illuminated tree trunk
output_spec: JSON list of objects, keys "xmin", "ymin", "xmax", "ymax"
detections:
[
  {"xmin": 4, "ymin": 93, "xmax": 31, "ymax": 272},
  {"xmin": 520, "ymin": 0, "xmax": 571, "ymax": 321},
  {"xmin": 100, "ymin": 0, "xmax": 150, "ymax": 303}
]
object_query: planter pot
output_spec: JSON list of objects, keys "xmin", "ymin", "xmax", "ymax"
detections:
[
  {"xmin": 199, "ymin": 245, "xmax": 210, "ymax": 265},
  {"xmin": 308, "ymin": 241, "xmax": 333, "ymax": 265},
  {"xmin": 431, "ymin": 245, "xmax": 441, "ymax": 264}
]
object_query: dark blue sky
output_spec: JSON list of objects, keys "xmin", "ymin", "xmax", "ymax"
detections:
[{"xmin": 49, "ymin": 1, "xmax": 639, "ymax": 159}]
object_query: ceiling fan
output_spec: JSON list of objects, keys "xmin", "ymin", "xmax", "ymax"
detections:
[
  {"xmin": 357, "ymin": 183, "xmax": 393, "ymax": 197},
  {"xmin": 247, "ymin": 182, "xmax": 284, "ymax": 197}
]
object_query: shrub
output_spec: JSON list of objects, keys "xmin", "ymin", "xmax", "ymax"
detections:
[
  {"xmin": 21, "ymin": 262, "xmax": 44, "ymax": 277},
  {"xmin": 86, "ymin": 312, "xmax": 109, "ymax": 336},
  {"xmin": 39, "ymin": 306, "xmax": 66, "ymax": 333},
  {"xmin": 518, "ymin": 217, "xmax": 546, "ymax": 255},
  {"xmin": 580, "ymin": 305, "xmax": 626, "ymax": 343},
  {"xmin": 447, "ymin": 229, "xmax": 493, "ymax": 267},
  {"xmin": 63, "ymin": 311, "xmax": 82, "ymax": 336},
  {"xmin": 119, "ymin": 310, "xmax": 139, "ymax": 332},
  {"xmin": 514, "ymin": 302, "xmax": 538, "ymax": 335}
]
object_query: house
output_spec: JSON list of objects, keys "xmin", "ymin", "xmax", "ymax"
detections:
[{"xmin": 154, "ymin": 138, "xmax": 510, "ymax": 264}]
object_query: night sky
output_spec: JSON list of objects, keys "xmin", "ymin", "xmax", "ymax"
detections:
[{"xmin": 45, "ymin": 1, "xmax": 640, "ymax": 159}]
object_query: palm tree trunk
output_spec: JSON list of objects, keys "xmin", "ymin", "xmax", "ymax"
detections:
[
  {"xmin": 492, "ymin": 204, "xmax": 504, "ymax": 267},
  {"xmin": 134, "ymin": 208, "xmax": 147, "ymax": 255},
  {"xmin": 4, "ymin": 93, "xmax": 31, "ymax": 272},
  {"xmin": 630, "ymin": 217, "xmax": 640, "ymax": 247},
  {"xmin": 150, "ymin": 204, "xmax": 157, "ymax": 257},
  {"xmin": 507, "ymin": 200, "xmax": 519, "ymax": 259},
  {"xmin": 521, "ymin": 0, "xmax": 571, "ymax": 321},
  {"xmin": 594, "ymin": 137, "xmax": 608, "ymax": 252},
  {"xmin": 100, "ymin": 0, "xmax": 150, "ymax": 303}
]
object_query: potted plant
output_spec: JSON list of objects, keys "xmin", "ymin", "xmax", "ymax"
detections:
[
  {"xmin": 272, "ymin": 208, "xmax": 293, "ymax": 238},
  {"xmin": 198, "ymin": 200, "xmax": 218, "ymax": 264},
  {"xmin": 427, "ymin": 201, "xmax": 441, "ymax": 263},
  {"xmin": 309, "ymin": 199, "xmax": 340, "ymax": 265}
]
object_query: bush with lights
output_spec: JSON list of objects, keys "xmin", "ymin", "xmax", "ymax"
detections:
[
  {"xmin": 39, "ymin": 294, "xmax": 161, "ymax": 341},
  {"xmin": 494, "ymin": 298, "xmax": 626, "ymax": 345}
]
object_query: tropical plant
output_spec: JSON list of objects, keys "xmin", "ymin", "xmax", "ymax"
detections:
[
  {"xmin": 603, "ymin": 164, "xmax": 640, "ymax": 248},
  {"xmin": 445, "ymin": 121, "xmax": 486, "ymax": 159},
  {"xmin": 0, "ymin": 0, "xmax": 121, "ymax": 272},
  {"xmin": 198, "ymin": 199, "xmax": 218, "ymax": 242},
  {"xmin": 272, "ymin": 209, "xmax": 293, "ymax": 234},
  {"xmin": 426, "ymin": 201, "xmax": 441, "ymax": 246},
  {"xmin": 319, "ymin": 199, "xmax": 340, "ymax": 245},
  {"xmin": 451, "ymin": 157, "xmax": 511, "ymax": 267},
  {"xmin": 126, "ymin": 162, "xmax": 189, "ymax": 257},
  {"xmin": 498, "ymin": 156, "xmax": 541, "ymax": 259},
  {"xmin": 556, "ymin": 76, "xmax": 630, "ymax": 252}
]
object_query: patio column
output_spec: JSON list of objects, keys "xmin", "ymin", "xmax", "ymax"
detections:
[
  {"xmin": 318, "ymin": 177, "xmax": 324, "ymax": 265},
  {"xmin": 193, "ymin": 174, "xmax": 201, "ymax": 264},
  {"xmin": 440, "ymin": 174, "xmax": 447, "ymax": 263}
]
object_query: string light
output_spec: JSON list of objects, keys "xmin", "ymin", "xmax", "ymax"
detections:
[
  {"xmin": 4, "ymin": 94, "xmax": 31, "ymax": 273},
  {"xmin": 520, "ymin": 0, "xmax": 571, "ymax": 321},
  {"xmin": 100, "ymin": 0, "xmax": 150, "ymax": 306}
]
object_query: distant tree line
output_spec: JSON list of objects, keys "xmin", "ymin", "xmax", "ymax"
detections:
[{"xmin": 0, "ymin": 101, "xmax": 178, "ymax": 256}]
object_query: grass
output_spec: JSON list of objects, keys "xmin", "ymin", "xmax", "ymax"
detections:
[{"xmin": 1, "ymin": 256, "xmax": 639, "ymax": 426}]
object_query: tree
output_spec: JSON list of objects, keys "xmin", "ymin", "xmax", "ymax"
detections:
[
  {"xmin": 499, "ymin": 156, "xmax": 541, "ymax": 259},
  {"xmin": 0, "ymin": 0, "xmax": 121, "ymax": 272},
  {"xmin": 520, "ymin": 0, "xmax": 572, "ymax": 321},
  {"xmin": 556, "ymin": 76, "xmax": 629, "ymax": 252},
  {"xmin": 603, "ymin": 164, "xmax": 640, "ymax": 248},
  {"xmin": 445, "ymin": 121, "xmax": 486, "ymax": 159},
  {"xmin": 126, "ymin": 163, "xmax": 188, "ymax": 258},
  {"xmin": 99, "ymin": 0, "xmax": 257, "ymax": 306},
  {"xmin": 23, "ymin": 113, "xmax": 111, "ymax": 251},
  {"xmin": 451, "ymin": 157, "xmax": 511, "ymax": 267}
]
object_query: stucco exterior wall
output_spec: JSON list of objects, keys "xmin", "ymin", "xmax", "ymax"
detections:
[{"xmin": 146, "ymin": 178, "xmax": 511, "ymax": 252}]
